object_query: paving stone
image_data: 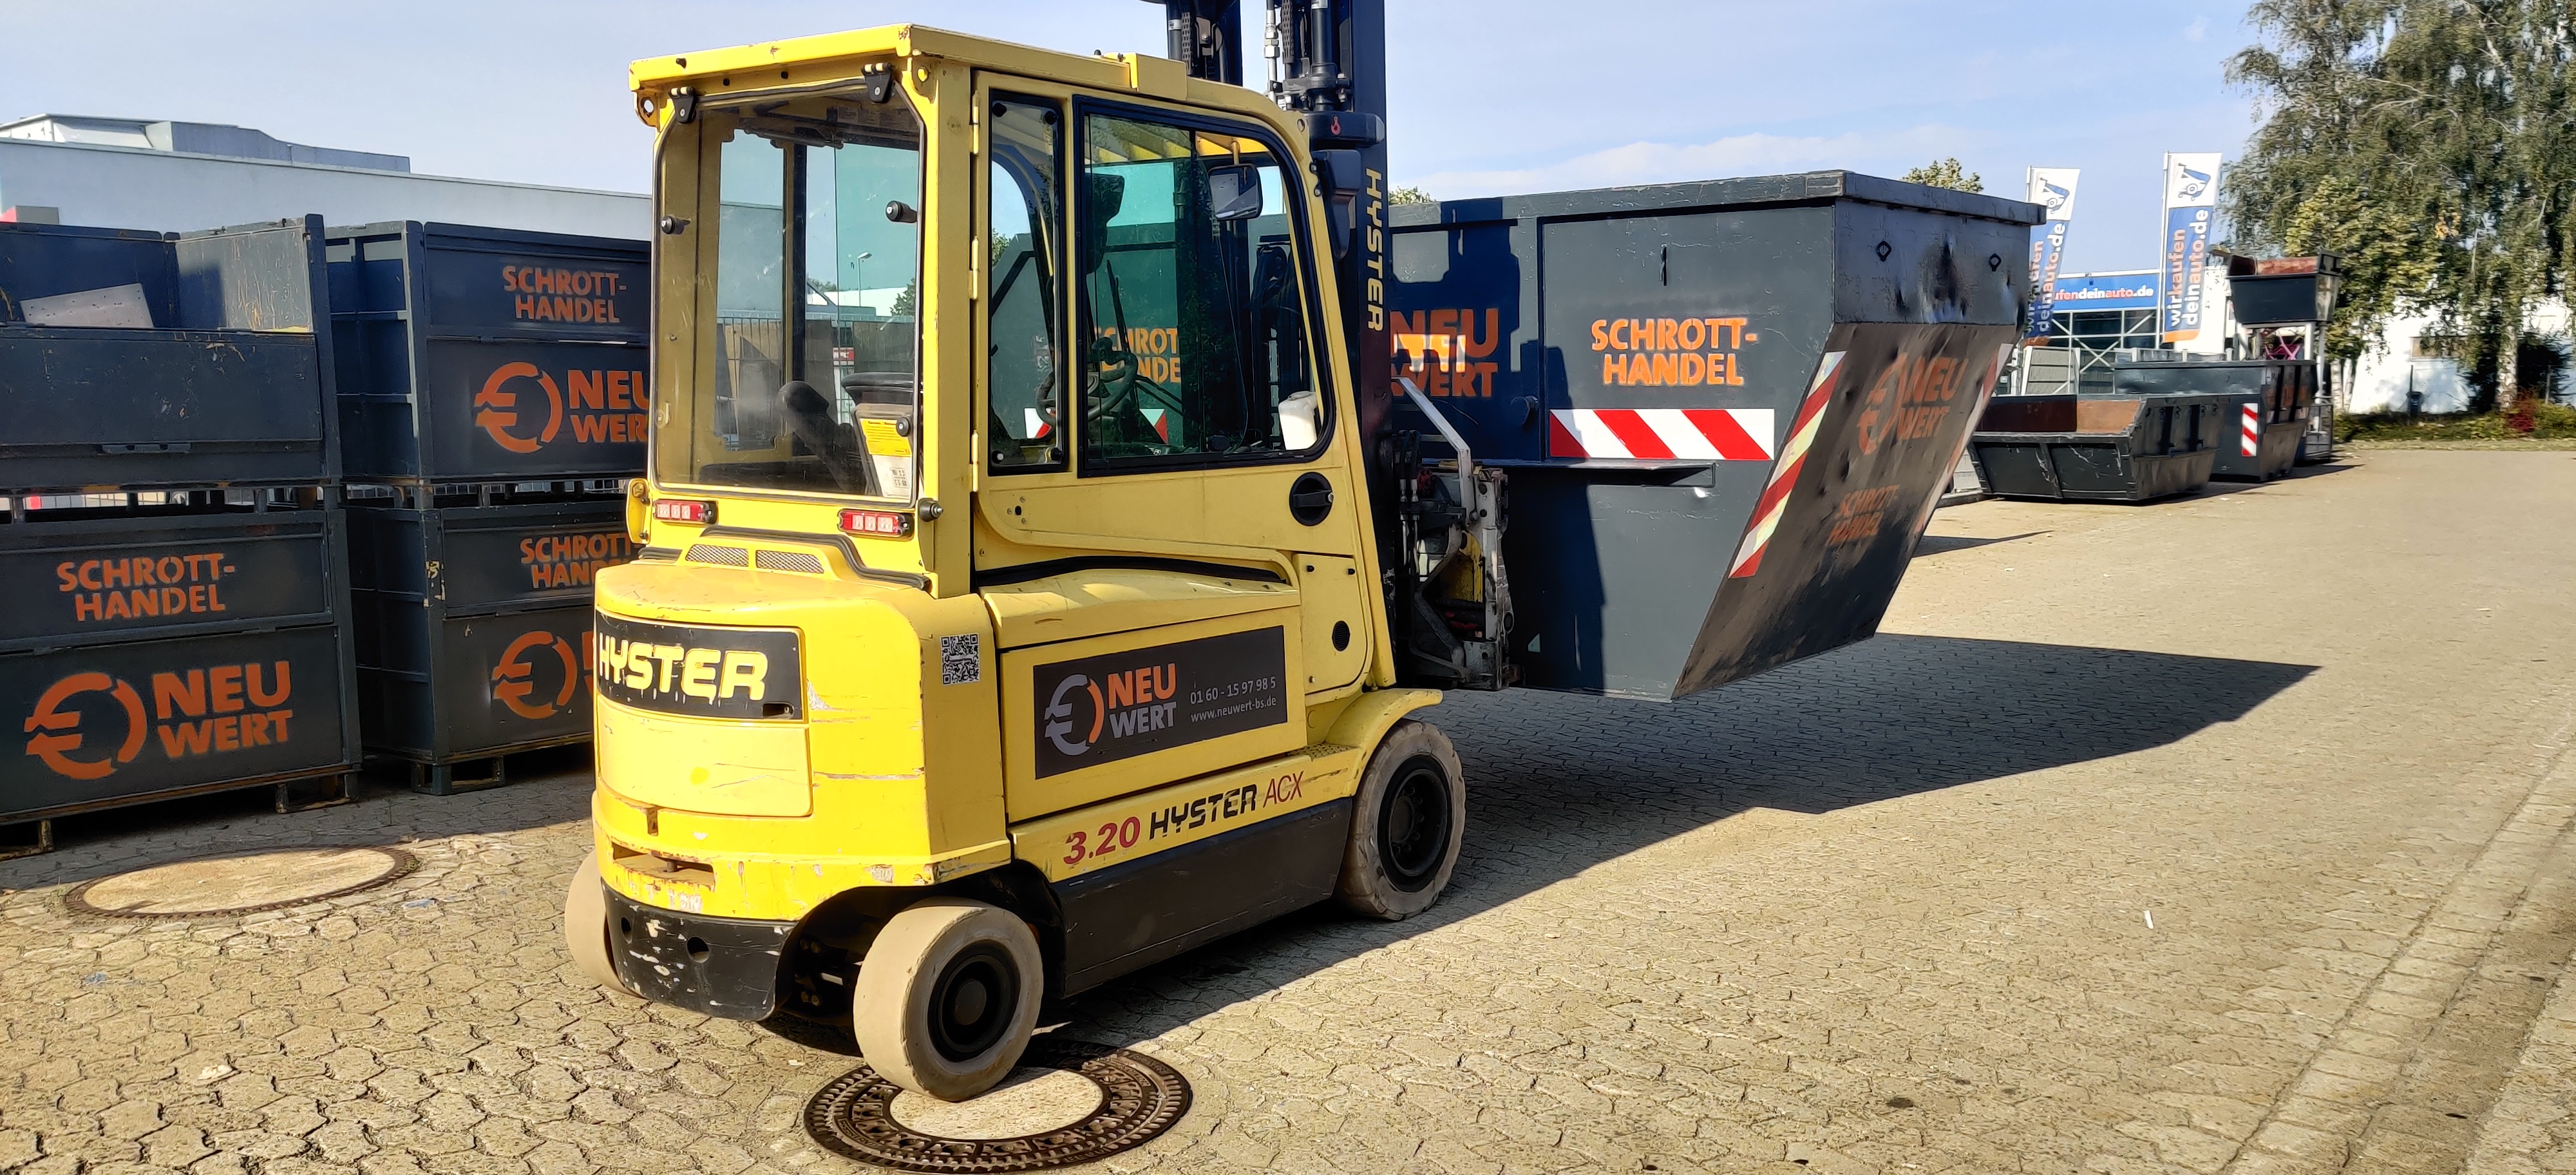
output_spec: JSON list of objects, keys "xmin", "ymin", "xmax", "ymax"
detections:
[{"xmin": 3, "ymin": 452, "xmax": 2575, "ymax": 1171}]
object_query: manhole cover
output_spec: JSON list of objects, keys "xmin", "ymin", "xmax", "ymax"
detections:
[
  {"xmin": 804, "ymin": 1038, "xmax": 1191, "ymax": 1172},
  {"xmin": 65, "ymin": 846, "xmax": 419, "ymax": 919}
]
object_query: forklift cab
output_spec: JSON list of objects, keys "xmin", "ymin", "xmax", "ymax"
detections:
[{"xmin": 572, "ymin": 26, "xmax": 1453, "ymax": 1102}]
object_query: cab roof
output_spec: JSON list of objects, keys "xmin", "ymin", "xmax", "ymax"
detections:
[{"xmin": 629, "ymin": 24, "xmax": 1292, "ymax": 133}]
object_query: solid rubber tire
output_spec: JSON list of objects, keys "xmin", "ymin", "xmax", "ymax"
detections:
[
  {"xmin": 851, "ymin": 898, "xmax": 1045, "ymax": 1102},
  {"xmin": 1336, "ymin": 718, "xmax": 1466, "ymax": 920},
  {"xmin": 562, "ymin": 851, "xmax": 630, "ymax": 993}
]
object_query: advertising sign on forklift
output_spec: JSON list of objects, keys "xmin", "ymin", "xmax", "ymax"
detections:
[
  {"xmin": 1032, "ymin": 627, "xmax": 1289, "ymax": 778},
  {"xmin": 1681, "ymin": 321, "xmax": 2014, "ymax": 695}
]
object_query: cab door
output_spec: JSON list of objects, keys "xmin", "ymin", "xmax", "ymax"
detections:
[
  {"xmin": 973, "ymin": 86, "xmax": 1376, "ymax": 820},
  {"xmin": 969, "ymin": 91, "xmax": 1381, "ymax": 819}
]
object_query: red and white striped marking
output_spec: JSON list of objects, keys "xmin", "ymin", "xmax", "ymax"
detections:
[
  {"xmin": 1728, "ymin": 351, "xmax": 1848, "ymax": 579},
  {"xmin": 1023, "ymin": 407, "xmax": 1168, "ymax": 442},
  {"xmin": 1548, "ymin": 408, "xmax": 1776, "ymax": 461},
  {"xmin": 2239, "ymin": 403, "xmax": 2260, "ymax": 457}
]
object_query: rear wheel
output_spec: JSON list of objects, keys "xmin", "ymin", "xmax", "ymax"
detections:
[
  {"xmin": 1336, "ymin": 719, "xmax": 1465, "ymax": 920},
  {"xmin": 562, "ymin": 851, "xmax": 629, "ymax": 993},
  {"xmin": 851, "ymin": 898, "xmax": 1044, "ymax": 1102}
]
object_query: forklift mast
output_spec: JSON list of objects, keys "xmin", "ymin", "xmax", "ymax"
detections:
[{"xmin": 1151, "ymin": 1, "xmax": 1515, "ymax": 691}]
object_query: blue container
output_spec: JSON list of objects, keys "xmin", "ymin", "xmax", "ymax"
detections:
[
  {"xmin": 327, "ymin": 222, "xmax": 650, "ymax": 484},
  {"xmin": 346, "ymin": 492, "xmax": 633, "ymax": 790},
  {"xmin": 0, "ymin": 504, "xmax": 349, "ymax": 654},
  {"xmin": 0, "ymin": 222, "xmax": 183, "ymax": 324},
  {"xmin": 0, "ymin": 622, "xmax": 359, "ymax": 823},
  {"xmin": 0, "ymin": 217, "xmax": 339, "ymax": 493}
]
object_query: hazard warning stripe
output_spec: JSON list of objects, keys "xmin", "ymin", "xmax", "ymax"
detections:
[
  {"xmin": 2239, "ymin": 403, "xmax": 2260, "ymax": 457},
  {"xmin": 1727, "ymin": 351, "xmax": 1848, "ymax": 579},
  {"xmin": 1546, "ymin": 408, "xmax": 1776, "ymax": 461}
]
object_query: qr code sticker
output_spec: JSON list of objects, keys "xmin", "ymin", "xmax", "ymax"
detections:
[{"xmin": 940, "ymin": 634, "xmax": 981, "ymax": 686}]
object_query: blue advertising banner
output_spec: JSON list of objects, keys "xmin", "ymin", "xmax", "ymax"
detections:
[
  {"xmin": 2022, "ymin": 167, "xmax": 2079, "ymax": 343},
  {"xmin": 2157, "ymin": 153, "xmax": 2222, "ymax": 344}
]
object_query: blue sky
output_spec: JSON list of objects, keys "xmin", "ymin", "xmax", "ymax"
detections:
[{"xmin": 0, "ymin": 1, "xmax": 2258, "ymax": 274}]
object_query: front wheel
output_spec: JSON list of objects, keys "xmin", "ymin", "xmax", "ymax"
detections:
[
  {"xmin": 851, "ymin": 898, "xmax": 1045, "ymax": 1102},
  {"xmin": 562, "ymin": 851, "xmax": 630, "ymax": 993},
  {"xmin": 1336, "ymin": 718, "xmax": 1466, "ymax": 920}
]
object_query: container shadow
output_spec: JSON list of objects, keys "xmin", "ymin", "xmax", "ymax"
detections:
[
  {"xmin": 1054, "ymin": 631, "xmax": 2315, "ymax": 1042},
  {"xmin": 1914, "ymin": 530, "xmax": 2047, "ymax": 557}
]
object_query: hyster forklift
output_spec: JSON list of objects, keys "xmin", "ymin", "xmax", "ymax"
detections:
[{"xmin": 567, "ymin": 1, "xmax": 2038, "ymax": 1101}]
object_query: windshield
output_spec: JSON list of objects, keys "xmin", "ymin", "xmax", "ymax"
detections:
[{"xmin": 668, "ymin": 88, "xmax": 923, "ymax": 499}]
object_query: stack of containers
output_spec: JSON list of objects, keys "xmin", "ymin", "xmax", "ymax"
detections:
[
  {"xmin": 327, "ymin": 222, "xmax": 649, "ymax": 793},
  {"xmin": 0, "ymin": 216, "xmax": 361, "ymax": 854}
]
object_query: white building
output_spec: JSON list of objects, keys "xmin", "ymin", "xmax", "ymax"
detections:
[{"xmin": 0, "ymin": 115, "xmax": 648, "ymax": 239}]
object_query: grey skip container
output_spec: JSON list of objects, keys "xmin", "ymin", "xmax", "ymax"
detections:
[
  {"xmin": 1387, "ymin": 172, "xmax": 2040, "ymax": 700},
  {"xmin": 1968, "ymin": 394, "xmax": 2228, "ymax": 502},
  {"xmin": 2112, "ymin": 357, "xmax": 2313, "ymax": 481},
  {"xmin": 327, "ymin": 221, "xmax": 651, "ymax": 485}
]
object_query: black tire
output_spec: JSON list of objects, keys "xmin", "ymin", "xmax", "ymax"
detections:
[
  {"xmin": 1336, "ymin": 718, "xmax": 1465, "ymax": 920},
  {"xmin": 850, "ymin": 899, "xmax": 1044, "ymax": 1102}
]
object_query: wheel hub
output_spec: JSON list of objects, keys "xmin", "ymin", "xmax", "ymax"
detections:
[{"xmin": 928, "ymin": 944, "xmax": 1019, "ymax": 1062}]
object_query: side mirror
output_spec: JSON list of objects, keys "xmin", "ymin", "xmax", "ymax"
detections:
[
  {"xmin": 1207, "ymin": 164, "xmax": 1262, "ymax": 222},
  {"xmin": 1081, "ymin": 173, "xmax": 1127, "ymax": 273},
  {"xmin": 1311, "ymin": 149, "xmax": 1370, "ymax": 262}
]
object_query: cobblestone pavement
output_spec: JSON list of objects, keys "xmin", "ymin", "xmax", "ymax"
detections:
[{"xmin": 5, "ymin": 449, "xmax": 2575, "ymax": 1175}]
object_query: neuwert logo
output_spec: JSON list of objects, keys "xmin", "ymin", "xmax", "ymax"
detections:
[
  {"xmin": 476, "ymin": 363, "xmax": 563, "ymax": 454},
  {"xmin": 1043, "ymin": 664, "xmax": 1177, "ymax": 759},
  {"xmin": 474, "ymin": 364, "xmax": 650, "ymax": 454},
  {"xmin": 21, "ymin": 661, "xmax": 298, "ymax": 780},
  {"xmin": 22, "ymin": 673, "xmax": 146, "ymax": 780},
  {"xmin": 493, "ymin": 629, "xmax": 587, "ymax": 721},
  {"xmin": 1855, "ymin": 352, "xmax": 1978, "ymax": 456}
]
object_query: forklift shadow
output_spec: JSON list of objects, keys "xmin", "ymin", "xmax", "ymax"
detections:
[{"xmin": 1056, "ymin": 633, "xmax": 2315, "ymax": 1036}]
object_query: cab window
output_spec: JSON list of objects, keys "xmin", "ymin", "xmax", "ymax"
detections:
[
  {"xmin": 1075, "ymin": 111, "xmax": 1325, "ymax": 470},
  {"xmin": 678, "ymin": 89, "xmax": 923, "ymax": 499},
  {"xmin": 987, "ymin": 96, "xmax": 1066, "ymax": 472}
]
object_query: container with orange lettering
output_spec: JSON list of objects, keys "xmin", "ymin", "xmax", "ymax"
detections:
[{"xmin": 326, "ymin": 221, "xmax": 650, "ymax": 483}]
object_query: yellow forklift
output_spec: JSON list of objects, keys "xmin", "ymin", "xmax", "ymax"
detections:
[{"xmin": 568, "ymin": 4, "xmax": 2036, "ymax": 1101}]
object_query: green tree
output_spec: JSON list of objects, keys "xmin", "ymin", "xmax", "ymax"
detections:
[
  {"xmin": 2228, "ymin": 0, "xmax": 2575, "ymax": 408},
  {"xmin": 1389, "ymin": 186, "xmax": 1435, "ymax": 206},
  {"xmin": 1900, "ymin": 158, "xmax": 1983, "ymax": 193}
]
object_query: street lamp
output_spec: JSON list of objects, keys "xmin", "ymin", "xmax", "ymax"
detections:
[{"xmin": 850, "ymin": 252, "xmax": 871, "ymax": 314}]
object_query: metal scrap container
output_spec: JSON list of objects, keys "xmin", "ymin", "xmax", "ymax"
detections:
[
  {"xmin": 0, "ymin": 505, "xmax": 348, "ymax": 649},
  {"xmin": 0, "ymin": 498, "xmax": 359, "ymax": 826},
  {"xmin": 327, "ymin": 222, "xmax": 650, "ymax": 484},
  {"xmin": 2112, "ymin": 357, "xmax": 2310, "ymax": 480},
  {"xmin": 1967, "ymin": 394, "xmax": 2225, "ymax": 501},
  {"xmin": 1387, "ymin": 172, "xmax": 2041, "ymax": 700},
  {"xmin": 0, "ymin": 217, "xmax": 339, "ymax": 492},
  {"xmin": 347, "ymin": 491, "xmax": 633, "ymax": 791}
]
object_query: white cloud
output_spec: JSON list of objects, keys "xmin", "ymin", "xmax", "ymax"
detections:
[
  {"xmin": 1408, "ymin": 126, "xmax": 1978, "ymax": 200},
  {"xmin": 2184, "ymin": 15, "xmax": 2210, "ymax": 41}
]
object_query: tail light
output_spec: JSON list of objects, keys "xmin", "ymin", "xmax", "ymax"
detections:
[
  {"xmin": 838, "ymin": 508, "xmax": 913, "ymax": 539},
  {"xmin": 653, "ymin": 499, "xmax": 715, "ymax": 524}
]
